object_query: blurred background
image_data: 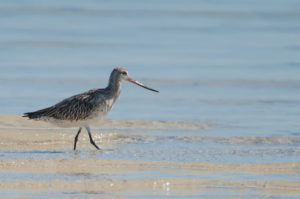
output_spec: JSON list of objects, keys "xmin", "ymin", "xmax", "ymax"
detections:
[{"xmin": 1, "ymin": 0, "xmax": 300, "ymax": 134}]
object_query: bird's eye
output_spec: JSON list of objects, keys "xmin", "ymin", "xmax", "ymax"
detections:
[{"xmin": 122, "ymin": 72, "xmax": 127, "ymax": 75}]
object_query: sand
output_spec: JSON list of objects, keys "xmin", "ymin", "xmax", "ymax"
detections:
[{"xmin": 0, "ymin": 115, "xmax": 299, "ymax": 198}]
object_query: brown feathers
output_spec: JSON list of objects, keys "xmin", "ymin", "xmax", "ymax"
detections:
[{"xmin": 24, "ymin": 88, "xmax": 110, "ymax": 121}]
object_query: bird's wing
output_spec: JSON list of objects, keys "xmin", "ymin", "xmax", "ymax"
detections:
[{"xmin": 24, "ymin": 88, "xmax": 106, "ymax": 121}]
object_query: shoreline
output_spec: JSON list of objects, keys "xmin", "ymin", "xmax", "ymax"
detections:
[{"xmin": 0, "ymin": 115, "xmax": 299, "ymax": 196}]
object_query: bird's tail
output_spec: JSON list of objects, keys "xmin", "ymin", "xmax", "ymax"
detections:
[{"xmin": 23, "ymin": 107, "xmax": 53, "ymax": 119}]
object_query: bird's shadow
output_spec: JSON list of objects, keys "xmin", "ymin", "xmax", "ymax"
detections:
[{"xmin": 73, "ymin": 148, "xmax": 116, "ymax": 157}]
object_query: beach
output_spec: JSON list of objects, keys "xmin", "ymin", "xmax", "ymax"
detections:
[{"xmin": 0, "ymin": 115, "xmax": 299, "ymax": 198}]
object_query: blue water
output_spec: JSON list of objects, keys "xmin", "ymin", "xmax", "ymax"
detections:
[{"xmin": 0, "ymin": 0, "xmax": 300, "ymax": 198}]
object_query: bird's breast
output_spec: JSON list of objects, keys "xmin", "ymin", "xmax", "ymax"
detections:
[{"xmin": 106, "ymin": 98, "xmax": 115, "ymax": 108}]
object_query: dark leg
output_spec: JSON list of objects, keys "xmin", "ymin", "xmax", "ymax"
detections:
[
  {"xmin": 73, "ymin": 127, "xmax": 82, "ymax": 150},
  {"xmin": 86, "ymin": 126, "xmax": 100, "ymax": 150}
]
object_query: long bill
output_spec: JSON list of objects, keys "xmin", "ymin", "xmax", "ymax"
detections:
[{"xmin": 127, "ymin": 77, "xmax": 159, "ymax": 92}]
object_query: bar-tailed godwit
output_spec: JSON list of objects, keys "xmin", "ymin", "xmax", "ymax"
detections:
[{"xmin": 24, "ymin": 67, "xmax": 159, "ymax": 150}]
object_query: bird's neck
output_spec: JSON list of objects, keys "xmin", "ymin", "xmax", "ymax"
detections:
[{"xmin": 107, "ymin": 75, "xmax": 122, "ymax": 96}]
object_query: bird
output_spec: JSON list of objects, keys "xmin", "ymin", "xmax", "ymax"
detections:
[{"xmin": 23, "ymin": 67, "xmax": 159, "ymax": 150}]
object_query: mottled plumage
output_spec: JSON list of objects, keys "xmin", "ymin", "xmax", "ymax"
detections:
[
  {"xmin": 24, "ymin": 67, "xmax": 158, "ymax": 150},
  {"xmin": 24, "ymin": 88, "xmax": 113, "ymax": 122}
]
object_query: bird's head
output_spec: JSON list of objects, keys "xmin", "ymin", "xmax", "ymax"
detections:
[{"xmin": 112, "ymin": 67, "xmax": 159, "ymax": 92}]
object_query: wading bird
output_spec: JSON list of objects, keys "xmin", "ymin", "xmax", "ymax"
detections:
[{"xmin": 24, "ymin": 67, "xmax": 159, "ymax": 150}]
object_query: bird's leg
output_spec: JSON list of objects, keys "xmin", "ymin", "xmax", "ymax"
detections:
[
  {"xmin": 86, "ymin": 126, "xmax": 100, "ymax": 150},
  {"xmin": 73, "ymin": 127, "xmax": 82, "ymax": 150}
]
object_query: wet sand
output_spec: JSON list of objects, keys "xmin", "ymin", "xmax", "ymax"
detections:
[{"xmin": 0, "ymin": 115, "xmax": 299, "ymax": 198}]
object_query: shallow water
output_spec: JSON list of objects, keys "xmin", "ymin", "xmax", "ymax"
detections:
[{"xmin": 0, "ymin": 0, "xmax": 300, "ymax": 198}]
